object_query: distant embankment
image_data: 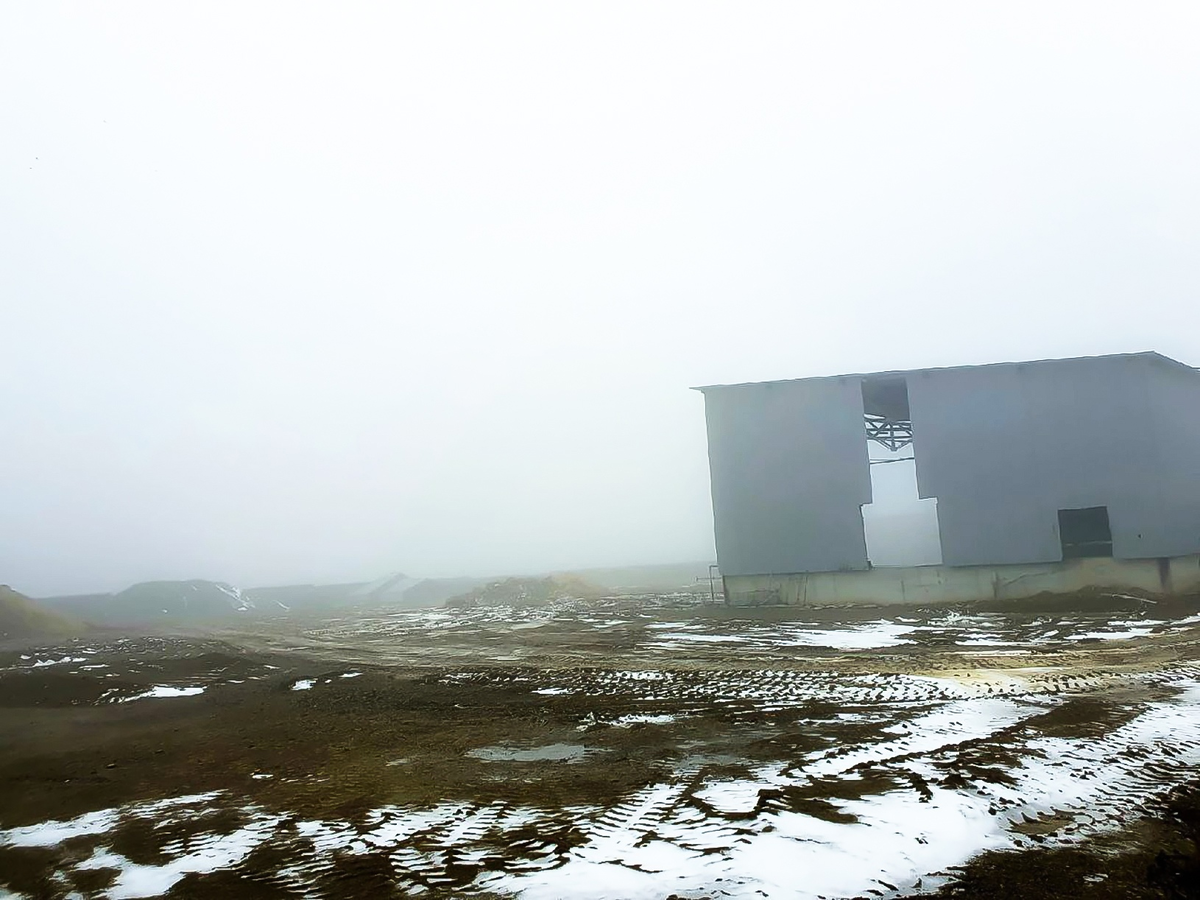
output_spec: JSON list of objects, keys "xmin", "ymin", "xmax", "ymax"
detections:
[
  {"xmin": 37, "ymin": 575, "xmax": 488, "ymax": 625},
  {"xmin": 556, "ymin": 561, "xmax": 714, "ymax": 593},
  {"xmin": 0, "ymin": 585, "xmax": 85, "ymax": 643},
  {"xmin": 440, "ymin": 562, "xmax": 716, "ymax": 609},
  {"xmin": 41, "ymin": 580, "xmax": 253, "ymax": 626},
  {"xmin": 445, "ymin": 575, "xmax": 604, "ymax": 608},
  {"xmin": 33, "ymin": 562, "xmax": 716, "ymax": 625}
]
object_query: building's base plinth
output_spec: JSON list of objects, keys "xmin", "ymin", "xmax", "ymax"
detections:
[{"xmin": 723, "ymin": 554, "xmax": 1200, "ymax": 607}]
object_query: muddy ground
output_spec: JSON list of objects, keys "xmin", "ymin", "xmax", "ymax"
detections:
[{"xmin": 1, "ymin": 595, "xmax": 1199, "ymax": 899}]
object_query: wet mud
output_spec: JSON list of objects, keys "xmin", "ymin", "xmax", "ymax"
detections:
[
  {"xmin": 921, "ymin": 781, "xmax": 1200, "ymax": 899},
  {"xmin": 2, "ymin": 596, "xmax": 1200, "ymax": 898}
]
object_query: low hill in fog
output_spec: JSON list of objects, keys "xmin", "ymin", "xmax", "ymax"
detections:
[
  {"xmin": 35, "ymin": 562, "xmax": 716, "ymax": 625},
  {"xmin": 0, "ymin": 585, "xmax": 85, "ymax": 642},
  {"xmin": 444, "ymin": 574, "xmax": 604, "ymax": 608},
  {"xmin": 43, "ymin": 579, "xmax": 252, "ymax": 625},
  {"xmin": 39, "ymin": 575, "xmax": 489, "ymax": 624},
  {"xmin": 557, "ymin": 561, "xmax": 714, "ymax": 593},
  {"xmin": 242, "ymin": 576, "xmax": 488, "ymax": 613}
]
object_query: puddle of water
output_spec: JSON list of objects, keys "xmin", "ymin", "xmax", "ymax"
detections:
[
  {"xmin": 291, "ymin": 679, "xmax": 315, "ymax": 691},
  {"xmin": 467, "ymin": 743, "xmax": 599, "ymax": 762}
]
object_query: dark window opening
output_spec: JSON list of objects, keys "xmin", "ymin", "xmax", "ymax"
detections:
[
  {"xmin": 1058, "ymin": 506, "xmax": 1113, "ymax": 559},
  {"xmin": 862, "ymin": 377, "xmax": 912, "ymax": 451}
]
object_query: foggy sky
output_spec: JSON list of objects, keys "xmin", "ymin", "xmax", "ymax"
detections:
[{"xmin": 4, "ymin": 3, "xmax": 1200, "ymax": 596}]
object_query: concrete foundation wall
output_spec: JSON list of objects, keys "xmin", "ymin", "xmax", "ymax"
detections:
[{"xmin": 723, "ymin": 554, "xmax": 1200, "ymax": 607}]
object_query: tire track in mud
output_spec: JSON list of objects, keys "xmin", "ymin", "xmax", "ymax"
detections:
[
  {"xmin": 400, "ymin": 671, "xmax": 1200, "ymax": 894},
  {"xmin": 6, "ymin": 610, "xmax": 1200, "ymax": 900},
  {"xmin": 6, "ymin": 668, "xmax": 1200, "ymax": 899}
]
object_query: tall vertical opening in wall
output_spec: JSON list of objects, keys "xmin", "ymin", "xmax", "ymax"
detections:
[{"xmin": 860, "ymin": 377, "xmax": 943, "ymax": 567}]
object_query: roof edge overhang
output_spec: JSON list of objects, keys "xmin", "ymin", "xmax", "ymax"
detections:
[{"xmin": 691, "ymin": 351, "xmax": 1198, "ymax": 393}]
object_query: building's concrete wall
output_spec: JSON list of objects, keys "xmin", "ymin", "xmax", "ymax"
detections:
[
  {"xmin": 701, "ymin": 353, "xmax": 1200, "ymax": 580},
  {"xmin": 724, "ymin": 554, "xmax": 1200, "ymax": 607},
  {"xmin": 703, "ymin": 378, "xmax": 871, "ymax": 577},
  {"xmin": 908, "ymin": 355, "xmax": 1200, "ymax": 566},
  {"xmin": 1144, "ymin": 360, "xmax": 1200, "ymax": 557}
]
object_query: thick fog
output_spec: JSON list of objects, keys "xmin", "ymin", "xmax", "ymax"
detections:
[{"xmin": 3, "ymin": 3, "xmax": 1200, "ymax": 596}]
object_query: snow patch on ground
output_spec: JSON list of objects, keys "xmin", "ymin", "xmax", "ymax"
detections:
[
  {"xmin": 119, "ymin": 686, "xmax": 205, "ymax": 702},
  {"xmin": 74, "ymin": 813, "xmax": 283, "ymax": 899},
  {"xmin": 1069, "ymin": 626, "xmax": 1155, "ymax": 641},
  {"xmin": 611, "ymin": 714, "xmax": 677, "ymax": 727},
  {"xmin": 647, "ymin": 620, "xmax": 919, "ymax": 651},
  {"xmin": 771, "ymin": 620, "xmax": 919, "ymax": 650},
  {"xmin": 0, "ymin": 808, "xmax": 121, "ymax": 848},
  {"xmin": 30, "ymin": 656, "xmax": 87, "ymax": 668}
]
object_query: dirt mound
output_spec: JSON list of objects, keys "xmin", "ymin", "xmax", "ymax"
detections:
[
  {"xmin": 444, "ymin": 574, "xmax": 603, "ymax": 608},
  {"xmin": 0, "ymin": 585, "xmax": 84, "ymax": 642}
]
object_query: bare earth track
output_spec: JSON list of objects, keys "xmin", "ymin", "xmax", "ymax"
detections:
[{"xmin": 2, "ymin": 595, "xmax": 1199, "ymax": 899}]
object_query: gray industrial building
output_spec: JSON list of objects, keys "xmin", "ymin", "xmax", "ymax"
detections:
[{"xmin": 697, "ymin": 352, "xmax": 1200, "ymax": 605}]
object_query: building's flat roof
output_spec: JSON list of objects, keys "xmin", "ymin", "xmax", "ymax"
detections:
[{"xmin": 692, "ymin": 351, "xmax": 1198, "ymax": 392}]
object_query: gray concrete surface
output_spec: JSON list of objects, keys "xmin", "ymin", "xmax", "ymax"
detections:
[{"xmin": 700, "ymin": 353, "xmax": 1200, "ymax": 577}]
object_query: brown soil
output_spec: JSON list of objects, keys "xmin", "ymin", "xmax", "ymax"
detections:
[
  {"xmin": 916, "ymin": 782, "xmax": 1200, "ymax": 899},
  {"xmin": 1, "ymin": 599, "xmax": 1199, "ymax": 898}
]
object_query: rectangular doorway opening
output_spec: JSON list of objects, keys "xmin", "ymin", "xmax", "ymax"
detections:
[
  {"xmin": 1058, "ymin": 506, "xmax": 1113, "ymax": 559},
  {"xmin": 860, "ymin": 377, "xmax": 942, "ymax": 567}
]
